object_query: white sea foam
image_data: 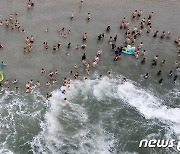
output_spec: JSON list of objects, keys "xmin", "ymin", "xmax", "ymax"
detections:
[
  {"xmin": 1, "ymin": 76, "xmax": 179, "ymax": 153},
  {"xmin": 30, "ymin": 76, "xmax": 180, "ymax": 153}
]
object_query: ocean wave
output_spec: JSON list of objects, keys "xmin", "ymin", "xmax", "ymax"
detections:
[{"xmin": 0, "ymin": 76, "xmax": 179, "ymax": 153}]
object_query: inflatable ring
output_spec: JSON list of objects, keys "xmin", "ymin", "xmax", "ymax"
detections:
[{"xmin": 0, "ymin": 71, "xmax": 4, "ymax": 82}]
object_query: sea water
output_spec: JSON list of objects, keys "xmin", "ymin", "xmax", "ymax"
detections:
[{"xmin": 0, "ymin": 0, "xmax": 180, "ymax": 154}]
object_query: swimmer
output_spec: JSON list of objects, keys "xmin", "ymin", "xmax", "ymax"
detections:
[
  {"xmin": 36, "ymin": 81, "xmax": 40, "ymax": 87},
  {"xmin": 1, "ymin": 62, "xmax": 6, "ymax": 69},
  {"xmin": 144, "ymin": 73, "xmax": 149, "ymax": 79},
  {"xmin": 63, "ymin": 98, "xmax": 67, "ymax": 102},
  {"xmin": 86, "ymin": 69, "xmax": 90, "ymax": 76},
  {"xmin": 141, "ymin": 58, "xmax": 146, "ymax": 64},
  {"xmin": 9, "ymin": 14, "xmax": 13, "ymax": 21},
  {"xmin": 5, "ymin": 20, "xmax": 9, "ymax": 28},
  {"xmin": 159, "ymin": 78, "xmax": 163, "ymax": 84},
  {"xmin": 108, "ymin": 37, "xmax": 113, "ymax": 45},
  {"xmin": 139, "ymin": 42, "xmax": 143, "ymax": 49},
  {"xmin": 141, "ymin": 50, "xmax": 146, "ymax": 56},
  {"xmin": 30, "ymin": 35, "xmax": 34, "ymax": 43},
  {"xmin": 152, "ymin": 60, "xmax": 157, "ymax": 67},
  {"xmin": 81, "ymin": 44, "xmax": 86, "ymax": 49},
  {"xmin": 15, "ymin": 87, "xmax": 19, "ymax": 90},
  {"xmin": 24, "ymin": 47, "xmax": 27, "ymax": 53},
  {"xmin": 132, "ymin": 10, "xmax": 137, "ymax": 19},
  {"xmin": 71, "ymin": 11, "xmax": 74, "ymax": 20},
  {"xmin": 81, "ymin": 0, "xmax": 83, "ymax": 5},
  {"xmin": 0, "ymin": 43, "xmax": 3, "ymax": 49},
  {"xmin": 53, "ymin": 79, "xmax": 57, "ymax": 84},
  {"xmin": 75, "ymin": 45, "xmax": 80, "ymax": 49},
  {"xmin": 15, "ymin": 12, "xmax": 19, "ymax": 16},
  {"xmin": 167, "ymin": 31, "xmax": 171, "ymax": 38},
  {"xmin": 45, "ymin": 28, "xmax": 49, "ymax": 32},
  {"xmin": 74, "ymin": 64, "xmax": 78, "ymax": 69},
  {"xmin": 97, "ymin": 49, "xmax": 102, "ymax": 56},
  {"xmin": 62, "ymin": 89, "xmax": 66, "ymax": 94},
  {"xmin": 26, "ymin": 82, "xmax": 30, "ymax": 89},
  {"xmin": 65, "ymin": 52, "xmax": 69, "ymax": 56},
  {"xmin": 147, "ymin": 19, "xmax": 151, "ymax": 26},
  {"xmin": 41, "ymin": 68, "xmax": 45, "ymax": 75},
  {"xmin": 4, "ymin": 80, "xmax": 9, "ymax": 86},
  {"xmin": 134, "ymin": 50, "xmax": 139, "ymax": 59},
  {"xmin": 29, "ymin": 79, "xmax": 33, "ymax": 86},
  {"xmin": 114, "ymin": 54, "xmax": 121, "ymax": 61},
  {"xmin": 92, "ymin": 60, "xmax": 98, "ymax": 67},
  {"xmin": 27, "ymin": 0, "xmax": 31, "ymax": 9},
  {"xmin": 174, "ymin": 61, "xmax": 178, "ymax": 65},
  {"xmin": 25, "ymin": 87, "xmax": 30, "ymax": 93},
  {"xmin": 112, "ymin": 43, "xmax": 116, "ymax": 50},
  {"xmin": 98, "ymin": 34, "xmax": 102, "ymax": 41},
  {"xmin": 147, "ymin": 26, "xmax": 151, "ymax": 33},
  {"xmin": 74, "ymin": 72, "xmax": 79, "ymax": 78},
  {"xmin": 57, "ymin": 41, "xmax": 61, "ymax": 48},
  {"xmin": 43, "ymin": 42, "xmax": 48, "ymax": 50},
  {"xmin": 173, "ymin": 75, "xmax": 177, "ymax": 83},
  {"xmin": 7, "ymin": 86, "xmax": 10, "ymax": 91},
  {"xmin": 55, "ymin": 69, "xmax": 58, "ymax": 75},
  {"xmin": 153, "ymin": 55, "xmax": 158, "ymax": 61},
  {"xmin": 121, "ymin": 77, "xmax": 127, "ymax": 84},
  {"xmin": 11, "ymin": 23, "xmax": 15, "ymax": 30},
  {"xmin": 113, "ymin": 35, "xmax": 118, "ymax": 42},
  {"xmin": 153, "ymin": 31, "xmax": 159, "ymax": 37},
  {"xmin": 87, "ymin": 13, "xmax": 91, "ymax": 21},
  {"xmin": 25, "ymin": 37, "xmax": 30, "ymax": 44},
  {"xmin": 53, "ymin": 45, "xmax": 57, "ymax": 52},
  {"xmin": 12, "ymin": 79, "xmax": 18, "ymax": 84},
  {"xmin": 169, "ymin": 70, "xmax": 173, "ymax": 77},
  {"xmin": 98, "ymin": 75, "xmax": 103, "ymax": 80},
  {"xmin": 94, "ymin": 55, "xmax": 99, "ymax": 63},
  {"xmin": 45, "ymin": 82, "xmax": 51, "ymax": 87},
  {"xmin": 82, "ymin": 53, "xmax": 86, "ymax": 61},
  {"xmin": 82, "ymin": 33, "xmax": 88, "ymax": 41},
  {"xmin": 49, "ymin": 71, "xmax": 54, "ymax": 80},
  {"xmin": 161, "ymin": 60, "xmax": 166, "ymax": 66},
  {"xmin": 107, "ymin": 69, "xmax": 112, "ymax": 79},
  {"xmin": 30, "ymin": 0, "xmax": 35, "ymax": 6},
  {"xmin": 160, "ymin": 31, "xmax": 166, "ymax": 38},
  {"xmin": 46, "ymin": 93, "xmax": 52, "ymax": 99},
  {"xmin": 157, "ymin": 70, "xmax": 162, "ymax": 76},
  {"xmin": 67, "ymin": 43, "xmax": 71, "ymax": 48},
  {"xmin": 21, "ymin": 29, "xmax": 25, "ymax": 32},
  {"xmin": 138, "ymin": 10, "xmax": 142, "ymax": 17},
  {"xmin": 106, "ymin": 25, "xmax": 111, "ymax": 32}
]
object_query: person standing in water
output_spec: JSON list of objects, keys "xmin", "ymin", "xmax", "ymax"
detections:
[
  {"xmin": 81, "ymin": 0, "xmax": 83, "ymax": 5},
  {"xmin": 87, "ymin": 13, "xmax": 91, "ymax": 21},
  {"xmin": 144, "ymin": 73, "xmax": 149, "ymax": 79},
  {"xmin": 82, "ymin": 53, "xmax": 86, "ymax": 61},
  {"xmin": 1, "ymin": 62, "xmax": 6, "ymax": 69}
]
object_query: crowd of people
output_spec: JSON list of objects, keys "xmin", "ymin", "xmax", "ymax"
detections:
[{"xmin": 0, "ymin": 0, "xmax": 179, "ymax": 101}]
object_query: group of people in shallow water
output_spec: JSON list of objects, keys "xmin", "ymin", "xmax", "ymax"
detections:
[
  {"xmin": 108, "ymin": 10, "xmax": 179, "ymax": 85},
  {"xmin": 0, "ymin": 1, "xmax": 179, "ymax": 100},
  {"xmin": 0, "ymin": 12, "xmax": 25, "ymax": 32}
]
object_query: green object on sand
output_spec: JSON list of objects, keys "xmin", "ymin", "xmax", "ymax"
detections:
[{"xmin": 0, "ymin": 71, "xmax": 4, "ymax": 82}]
